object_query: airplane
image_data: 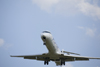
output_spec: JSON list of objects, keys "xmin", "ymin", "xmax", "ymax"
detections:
[{"xmin": 11, "ymin": 31, "xmax": 100, "ymax": 66}]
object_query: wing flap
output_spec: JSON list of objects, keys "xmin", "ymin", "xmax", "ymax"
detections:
[
  {"xmin": 24, "ymin": 56, "xmax": 36, "ymax": 59},
  {"xmin": 75, "ymin": 58, "xmax": 89, "ymax": 61}
]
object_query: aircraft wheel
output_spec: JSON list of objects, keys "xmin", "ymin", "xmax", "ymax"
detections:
[
  {"xmin": 47, "ymin": 61, "xmax": 49, "ymax": 65},
  {"xmin": 44, "ymin": 61, "xmax": 46, "ymax": 65},
  {"xmin": 44, "ymin": 61, "xmax": 49, "ymax": 65},
  {"xmin": 61, "ymin": 61, "xmax": 62, "ymax": 65},
  {"xmin": 63, "ymin": 61, "xmax": 65, "ymax": 65},
  {"xmin": 61, "ymin": 61, "xmax": 65, "ymax": 65}
]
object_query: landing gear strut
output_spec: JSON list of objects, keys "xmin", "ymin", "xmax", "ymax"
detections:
[
  {"xmin": 43, "ymin": 43, "xmax": 46, "ymax": 45},
  {"xmin": 44, "ymin": 61, "xmax": 49, "ymax": 65}
]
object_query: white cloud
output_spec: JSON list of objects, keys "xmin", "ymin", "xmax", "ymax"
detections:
[
  {"xmin": 77, "ymin": 26, "xmax": 84, "ymax": 30},
  {"xmin": 0, "ymin": 38, "xmax": 4, "ymax": 47},
  {"xmin": 62, "ymin": 63, "xmax": 73, "ymax": 67},
  {"xmin": 85, "ymin": 28, "xmax": 96, "ymax": 37},
  {"xmin": 78, "ymin": 26, "xmax": 96, "ymax": 37},
  {"xmin": 78, "ymin": 0, "xmax": 100, "ymax": 20},
  {"xmin": 32, "ymin": 0, "xmax": 59, "ymax": 13},
  {"xmin": 0, "ymin": 38, "xmax": 12, "ymax": 49},
  {"xmin": 32, "ymin": 0, "xmax": 100, "ymax": 19}
]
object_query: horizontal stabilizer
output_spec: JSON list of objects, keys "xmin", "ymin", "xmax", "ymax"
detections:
[{"xmin": 62, "ymin": 51, "xmax": 80, "ymax": 55}]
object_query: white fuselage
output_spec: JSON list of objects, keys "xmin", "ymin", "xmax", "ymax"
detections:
[{"xmin": 41, "ymin": 32, "xmax": 61, "ymax": 56}]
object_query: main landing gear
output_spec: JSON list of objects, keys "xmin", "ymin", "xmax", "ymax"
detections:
[
  {"xmin": 44, "ymin": 61, "xmax": 49, "ymax": 65},
  {"xmin": 61, "ymin": 61, "xmax": 65, "ymax": 65}
]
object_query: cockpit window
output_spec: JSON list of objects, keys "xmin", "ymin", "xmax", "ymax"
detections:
[{"xmin": 42, "ymin": 31, "xmax": 51, "ymax": 34}]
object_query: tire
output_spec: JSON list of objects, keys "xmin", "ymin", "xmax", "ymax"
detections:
[
  {"xmin": 44, "ymin": 61, "xmax": 46, "ymax": 65},
  {"xmin": 47, "ymin": 61, "xmax": 49, "ymax": 65},
  {"xmin": 61, "ymin": 61, "xmax": 62, "ymax": 65}
]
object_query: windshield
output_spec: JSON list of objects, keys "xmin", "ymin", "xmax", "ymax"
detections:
[{"xmin": 42, "ymin": 31, "xmax": 51, "ymax": 34}]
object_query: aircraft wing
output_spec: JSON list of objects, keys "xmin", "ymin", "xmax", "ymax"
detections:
[
  {"xmin": 11, "ymin": 53, "xmax": 100, "ymax": 61},
  {"xmin": 59, "ymin": 54, "xmax": 100, "ymax": 61},
  {"xmin": 10, "ymin": 53, "xmax": 50, "ymax": 61}
]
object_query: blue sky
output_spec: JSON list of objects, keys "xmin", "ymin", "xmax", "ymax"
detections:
[{"xmin": 0, "ymin": 0, "xmax": 100, "ymax": 67}]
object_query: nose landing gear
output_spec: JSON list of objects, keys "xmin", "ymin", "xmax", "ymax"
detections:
[
  {"xmin": 43, "ymin": 43, "xmax": 46, "ymax": 45},
  {"xmin": 42, "ymin": 36, "xmax": 46, "ymax": 45}
]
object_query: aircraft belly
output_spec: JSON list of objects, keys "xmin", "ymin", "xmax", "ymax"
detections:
[
  {"xmin": 46, "ymin": 37, "xmax": 56, "ymax": 54},
  {"xmin": 55, "ymin": 61, "xmax": 61, "ymax": 66}
]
